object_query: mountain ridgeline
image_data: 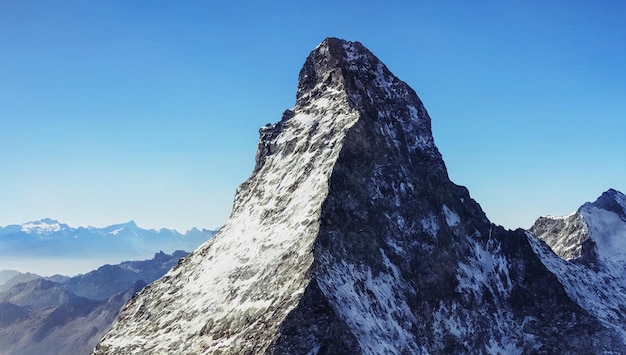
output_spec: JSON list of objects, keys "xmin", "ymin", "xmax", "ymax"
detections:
[
  {"xmin": 0, "ymin": 219, "xmax": 216, "ymax": 261},
  {"xmin": 0, "ymin": 251, "xmax": 188, "ymax": 355},
  {"xmin": 94, "ymin": 38, "xmax": 626, "ymax": 354}
]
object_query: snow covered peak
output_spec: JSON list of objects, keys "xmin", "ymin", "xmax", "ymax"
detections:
[
  {"xmin": 95, "ymin": 40, "xmax": 624, "ymax": 354},
  {"xmin": 585, "ymin": 189, "xmax": 626, "ymax": 221},
  {"xmin": 529, "ymin": 190, "xmax": 626, "ymax": 343},
  {"xmin": 20, "ymin": 219, "xmax": 66, "ymax": 234},
  {"xmin": 530, "ymin": 189, "xmax": 626, "ymax": 263},
  {"xmin": 579, "ymin": 189, "xmax": 626, "ymax": 262}
]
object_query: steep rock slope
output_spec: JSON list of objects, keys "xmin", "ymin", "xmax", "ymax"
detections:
[
  {"xmin": 529, "ymin": 189, "xmax": 626, "ymax": 342},
  {"xmin": 95, "ymin": 38, "xmax": 624, "ymax": 354}
]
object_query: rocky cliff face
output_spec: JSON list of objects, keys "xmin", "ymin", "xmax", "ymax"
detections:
[{"xmin": 94, "ymin": 38, "xmax": 625, "ymax": 354}]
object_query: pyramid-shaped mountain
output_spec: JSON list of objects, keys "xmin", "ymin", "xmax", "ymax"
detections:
[{"xmin": 94, "ymin": 38, "xmax": 625, "ymax": 354}]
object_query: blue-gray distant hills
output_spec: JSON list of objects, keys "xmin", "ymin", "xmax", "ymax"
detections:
[
  {"xmin": 0, "ymin": 251, "xmax": 187, "ymax": 355},
  {"xmin": 0, "ymin": 218, "xmax": 217, "ymax": 260}
]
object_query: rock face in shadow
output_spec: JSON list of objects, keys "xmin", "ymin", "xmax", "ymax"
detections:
[{"xmin": 95, "ymin": 38, "xmax": 625, "ymax": 354}]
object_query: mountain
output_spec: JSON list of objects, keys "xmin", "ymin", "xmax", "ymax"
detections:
[
  {"xmin": 65, "ymin": 250, "xmax": 188, "ymax": 300},
  {"xmin": 529, "ymin": 188, "xmax": 626, "ymax": 342},
  {"xmin": 94, "ymin": 38, "xmax": 625, "ymax": 354},
  {"xmin": 0, "ymin": 251, "xmax": 185, "ymax": 355},
  {"xmin": 0, "ymin": 219, "xmax": 216, "ymax": 264},
  {"xmin": 0, "ymin": 281, "xmax": 143, "ymax": 355},
  {"xmin": 0, "ymin": 272, "xmax": 69, "ymax": 293},
  {"xmin": 530, "ymin": 189, "xmax": 626, "ymax": 263},
  {"xmin": 0, "ymin": 270, "xmax": 21, "ymax": 285}
]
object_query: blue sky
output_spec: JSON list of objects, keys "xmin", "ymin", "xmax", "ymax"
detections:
[{"xmin": 1, "ymin": 1, "xmax": 624, "ymax": 231}]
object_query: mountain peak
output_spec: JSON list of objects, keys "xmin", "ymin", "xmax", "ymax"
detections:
[
  {"xmin": 20, "ymin": 218, "xmax": 65, "ymax": 234},
  {"xmin": 587, "ymin": 189, "xmax": 626, "ymax": 221},
  {"xmin": 95, "ymin": 39, "xmax": 623, "ymax": 354},
  {"xmin": 297, "ymin": 38, "xmax": 369, "ymax": 93},
  {"xmin": 297, "ymin": 38, "xmax": 413, "ymax": 109},
  {"xmin": 531, "ymin": 188, "xmax": 626, "ymax": 263},
  {"xmin": 122, "ymin": 220, "xmax": 138, "ymax": 228}
]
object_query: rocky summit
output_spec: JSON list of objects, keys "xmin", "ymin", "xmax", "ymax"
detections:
[{"xmin": 94, "ymin": 38, "xmax": 625, "ymax": 354}]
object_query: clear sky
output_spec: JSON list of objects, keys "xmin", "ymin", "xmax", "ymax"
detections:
[{"xmin": 1, "ymin": 1, "xmax": 624, "ymax": 232}]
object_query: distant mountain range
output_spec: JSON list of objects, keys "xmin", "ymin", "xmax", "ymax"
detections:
[
  {"xmin": 0, "ymin": 218, "xmax": 217, "ymax": 261},
  {"xmin": 0, "ymin": 251, "xmax": 187, "ymax": 355}
]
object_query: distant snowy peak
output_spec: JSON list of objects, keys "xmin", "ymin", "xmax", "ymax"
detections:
[
  {"xmin": 530, "ymin": 189, "xmax": 626, "ymax": 263},
  {"xmin": 584, "ymin": 188, "xmax": 626, "ymax": 222},
  {"xmin": 579, "ymin": 189, "xmax": 626, "ymax": 261},
  {"xmin": 1, "ymin": 219, "xmax": 217, "ymax": 260},
  {"xmin": 100, "ymin": 221, "xmax": 142, "ymax": 237},
  {"xmin": 4, "ymin": 219, "xmax": 206, "ymax": 237},
  {"xmin": 20, "ymin": 218, "xmax": 68, "ymax": 234}
]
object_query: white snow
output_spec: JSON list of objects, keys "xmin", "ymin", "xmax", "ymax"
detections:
[
  {"xmin": 456, "ymin": 237, "xmax": 512, "ymax": 302},
  {"xmin": 317, "ymin": 248, "xmax": 419, "ymax": 354},
  {"xmin": 541, "ymin": 211, "xmax": 576, "ymax": 220},
  {"xmin": 442, "ymin": 204, "xmax": 460, "ymax": 227},
  {"xmin": 21, "ymin": 220, "xmax": 62, "ymax": 234},
  {"xmin": 581, "ymin": 205, "xmax": 626, "ymax": 261},
  {"xmin": 108, "ymin": 227, "xmax": 124, "ymax": 236},
  {"xmin": 527, "ymin": 231, "xmax": 626, "ymax": 344},
  {"xmin": 429, "ymin": 235, "xmax": 533, "ymax": 354},
  {"xmin": 528, "ymin": 194, "xmax": 626, "ymax": 345}
]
